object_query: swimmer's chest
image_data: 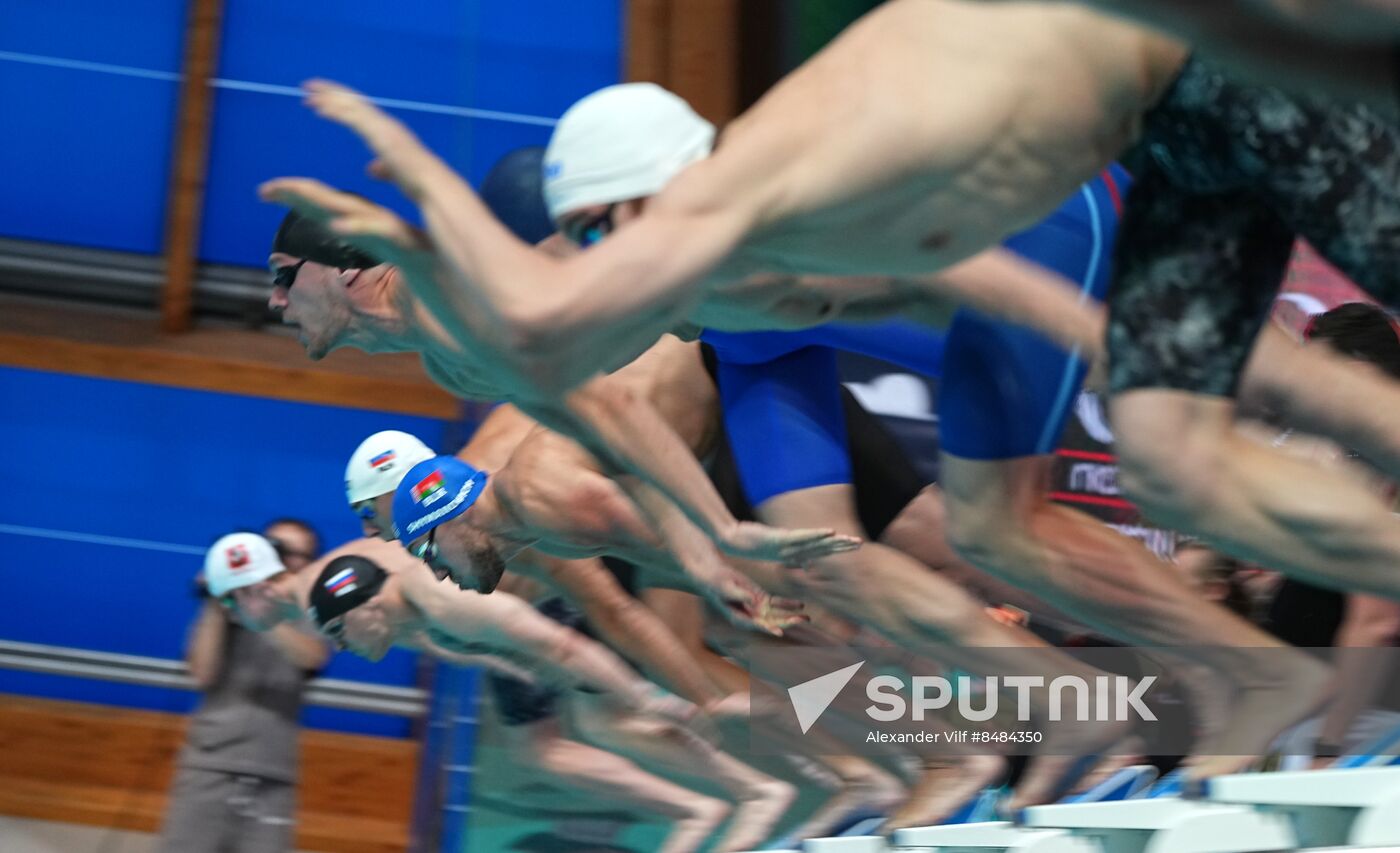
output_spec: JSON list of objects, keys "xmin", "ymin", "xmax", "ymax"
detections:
[{"xmin": 737, "ymin": 174, "xmax": 1053, "ymax": 279}]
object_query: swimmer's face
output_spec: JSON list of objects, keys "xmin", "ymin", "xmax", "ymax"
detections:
[
  {"xmin": 267, "ymin": 252, "xmax": 355, "ymax": 360},
  {"xmin": 407, "ymin": 517, "xmax": 508, "ymax": 593},
  {"xmin": 350, "ymin": 492, "xmax": 398, "ymax": 541},
  {"xmin": 335, "ymin": 602, "xmax": 394, "ymax": 662}
]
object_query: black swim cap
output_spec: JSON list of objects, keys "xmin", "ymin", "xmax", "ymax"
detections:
[
  {"xmin": 308, "ymin": 555, "xmax": 389, "ymax": 629},
  {"xmin": 272, "ymin": 209, "xmax": 379, "ymax": 271},
  {"xmin": 480, "ymin": 146, "xmax": 555, "ymax": 244}
]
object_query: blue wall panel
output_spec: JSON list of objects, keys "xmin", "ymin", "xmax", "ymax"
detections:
[
  {"xmin": 200, "ymin": 0, "xmax": 621, "ymax": 265},
  {"xmin": 0, "ymin": 366, "xmax": 450, "ymax": 735},
  {"xmin": 0, "ymin": 1, "xmax": 186, "ymax": 252},
  {"xmin": 200, "ymin": 0, "xmax": 621, "ymax": 263},
  {"xmin": 0, "ymin": 0, "xmax": 621, "ymax": 263}
]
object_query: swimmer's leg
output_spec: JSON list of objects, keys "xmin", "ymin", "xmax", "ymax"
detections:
[
  {"xmin": 515, "ymin": 716, "xmax": 729, "ymax": 853},
  {"xmin": 940, "ymin": 180, "xmax": 1328, "ymax": 788},
  {"xmin": 1243, "ymin": 320, "xmax": 1400, "ymax": 483},
  {"xmin": 941, "ymin": 452, "xmax": 1330, "ymax": 784},
  {"xmin": 760, "ymin": 484, "xmax": 1131, "ymax": 813},
  {"xmin": 1104, "ymin": 176, "xmax": 1360, "ymax": 780},
  {"xmin": 640, "ymin": 587, "xmax": 907, "ymax": 839},
  {"xmin": 571, "ymin": 692, "xmax": 795, "ymax": 852},
  {"xmin": 880, "ymin": 484, "xmax": 1075, "ymax": 622}
]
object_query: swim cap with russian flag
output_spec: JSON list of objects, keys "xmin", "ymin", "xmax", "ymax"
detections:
[
  {"xmin": 392, "ymin": 456, "xmax": 489, "ymax": 541},
  {"xmin": 345, "ymin": 430, "xmax": 437, "ymax": 503},
  {"xmin": 543, "ymin": 83, "xmax": 716, "ymax": 222},
  {"xmin": 204, "ymin": 533, "xmax": 287, "ymax": 597},
  {"xmin": 307, "ymin": 555, "xmax": 389, "ymax": 630}
]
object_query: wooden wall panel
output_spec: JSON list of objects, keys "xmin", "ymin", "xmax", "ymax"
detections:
[
  {"xmin": 0, "ymin": 295, "xmax": 460, "ymax": 420},
  {"xmin": 626, "ymin": 0, "xmax": 741, "ymax": 125},
  {"xmin": 0, "ymin": 694, "xmax": 416, "ymax": 853},
  {"xmin": 160, "ymin": 0, "xmax": 225, "ymax": 334}
]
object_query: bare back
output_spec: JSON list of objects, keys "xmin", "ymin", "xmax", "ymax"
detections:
[{"xmin": 666, "ymin": 0, "xmax": 1181, "ymax": 278}]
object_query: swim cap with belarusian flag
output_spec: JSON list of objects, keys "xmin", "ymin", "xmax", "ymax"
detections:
[
  {"xmin": 543, "ymin": 83, "xmax": 715, "ymax": 222},
  {"xmin": 307, "ymin": 555, "xmax": 389, "ymax": 630},
  {"xmin": 272, "ymin": 208, "xmax": 379, "ymax": 270},
  {"xmin": 392, "ymin": 456, "xmax": 489, "ymax": 541},
  {"xmin": 345, "ymin": 430, "xmax": 437, "ymax": 504}
]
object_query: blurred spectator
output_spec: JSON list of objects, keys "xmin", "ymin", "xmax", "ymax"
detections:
[{"xmin": 157, "ymin": 520, "xmax": 330, "ymax": 853}]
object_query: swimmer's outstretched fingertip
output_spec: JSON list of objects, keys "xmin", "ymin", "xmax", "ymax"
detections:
[
  {"xmin": 257, "ymin": 179, "xmax": 298, "ymax": 202},
  {"xmin": 832, "ymin": 535, "xmax": 864, "ymax": 551}
]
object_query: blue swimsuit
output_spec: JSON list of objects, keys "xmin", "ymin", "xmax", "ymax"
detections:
[{"xmin": 701, "ymin": 165, "xmax": 1129, "ymax": 508}]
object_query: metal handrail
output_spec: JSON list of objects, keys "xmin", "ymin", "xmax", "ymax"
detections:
[
  {"xmin": 0, "ymin": 236, "xmax": 274, "ymax": 319},
  {"xmin": 0, "ymin": 639, "xmax": 427, "ymax": 717}
]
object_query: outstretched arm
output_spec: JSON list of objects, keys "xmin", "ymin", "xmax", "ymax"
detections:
[
  {"xmin": 518, "ymin": 551, "xmax": 729, "ymax": 708},
  {"xmin": 404, "ymin": 570, "xmax": 659, "ymax": 709},
  {"xmin": 619, "ymin": 479, "xmax": 808, "ymax": 637},
  {"xmin": 401, "ymin": 629, "xmax": 539, "ymax": 682},
  {"xmin": 549, "ymin": 374, "xmax": 859, "ymax": 566},
  {"xmin": 267, "ymin": 81, "xmax": 747, "ymax": 395}
]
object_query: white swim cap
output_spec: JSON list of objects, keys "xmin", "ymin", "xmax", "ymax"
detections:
[
  {"xmin": 345, "ymin": 430, "xmax": 436, "ymax": 503},
  {"xmin": 544, "ymin": 83, "xmax": 716, "ymax": 222},
  {"xmin": 205, "ymin": 533, "xmax": 286, "ymax": 597}
]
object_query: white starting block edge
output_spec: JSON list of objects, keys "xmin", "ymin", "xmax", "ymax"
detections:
[
  {"xmin": 1206, "ymin": 766, "xmax": 1400, "ymax": 808},
  {"xmin": 802, "ymin": 836, "xmax": 889, "ymax": 852},
  {"xmin": 1022, "ymin": 797, "xmax": 1297, "ymax": 853},
  {"xmin": 892, "ymin": 821, "xmax": 1100, "ymax": 852},
  {"xmin": 1207, "ymin": 766, "xmax": 1400, "ymax": 846}
]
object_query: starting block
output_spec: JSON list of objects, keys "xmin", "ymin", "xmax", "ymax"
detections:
[
  {"xmin": 891, "ymin": 821, "xmax": 1099, "ymax": 852},
  {"xmin": 1061, "ymin": 766, "xmax": 1159, "ymax": 805},
  {"xmin": 803, "ymin": 836, "xmax": 887, "ymax": 852},
  {"xmin": 1022, "ymin": 793, "xmax": 1296, "ymax": 853},
  {"xmin": 1206, "ymin": 765, "xmax": 1400, "ymax": 847}
]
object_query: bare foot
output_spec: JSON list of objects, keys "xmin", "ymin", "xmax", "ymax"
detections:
[
  {"xmin": 1007, "ymin": 715, "xmax": 1134, "ymax": 813},
  {"xmin": 661, "ymin": 797, "xmax": 729, "ymax": 853},
  {"xmin": 713, "ymin": 779, "xmax": 797, "ymax": 852},
  {"xmin": 884, "ymin": 754, "xmax": 1007, "ymax": 831},
  {"xmin": 1067, "ymin": 737, "xmax": 1148, "ymax": 796},
  {"xmin": 787, "ymin": 763, "xmax": 906, "ymax": 840},
  {"xmin": 1182, "ymin": 653, "xmax": 1332, "ymax": 790}
]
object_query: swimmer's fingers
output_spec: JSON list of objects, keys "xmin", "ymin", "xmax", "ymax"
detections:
[
  {"xmin": 259, "ymin": 177, "xmax": 428, "ymax": 259},
  {"xmin": 780, "ymin": 530, "xmax": 863, "ymax": 566},
  {"xmin": 329, "ymin": 210, "xmax": 429, "ymax": 255},
  {"xmin": 259, "ymin": 176, "xmax": 361, "ymax": 221},
  {"xmin": 304, "ymin": 79, "xmax": 448, "ymax": 203},
  {"xmin": 719, "ymin": 522, "xmax": 862, "ymax": 566},
  {"xmin": 754, "ymin": 602, "xmax": 810, "ymax": 636}
]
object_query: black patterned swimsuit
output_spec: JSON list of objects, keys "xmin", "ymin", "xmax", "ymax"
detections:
[{"xmin": 1108, "ymin": 56, "xmax": 1400, "ymax": 397}]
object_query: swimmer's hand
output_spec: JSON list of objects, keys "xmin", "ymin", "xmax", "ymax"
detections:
[
  {"xmin": 717, "ymin": 521, "xmax": 862, "ymax": 567},
  {"xmin": 300, "ymin": 79, "xmax": 449, "ymax": 203},
  {"xmin": 708, "ymin": 570, "xmax": 809, "ymax": 637},
  {"xmin": 257, "ymin": 177, "xmax": 429, "ymax": 264}
]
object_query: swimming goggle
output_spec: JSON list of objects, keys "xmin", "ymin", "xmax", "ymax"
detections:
[{"xmin": 565, "ymin": 206, "xmax": 615, "ymax": 248}]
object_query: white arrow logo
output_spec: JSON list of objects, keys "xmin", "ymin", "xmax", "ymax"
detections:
[{"xmin": 788, "ymin": 661, "xmax": 865, "ymax": 734}]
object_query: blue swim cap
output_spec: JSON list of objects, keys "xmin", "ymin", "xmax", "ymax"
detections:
[
  {"xmin": 393, "ymin": 456, "xmax": 489, "ymax": 542},
  {"xmin": 480, "ymin": 146, "xmax": 555, "ymax": 244}
]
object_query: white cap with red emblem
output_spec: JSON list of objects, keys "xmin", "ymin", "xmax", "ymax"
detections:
[{"xmin": 204, "ymin": 533, "xmax": 286, "ymax": 597}]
